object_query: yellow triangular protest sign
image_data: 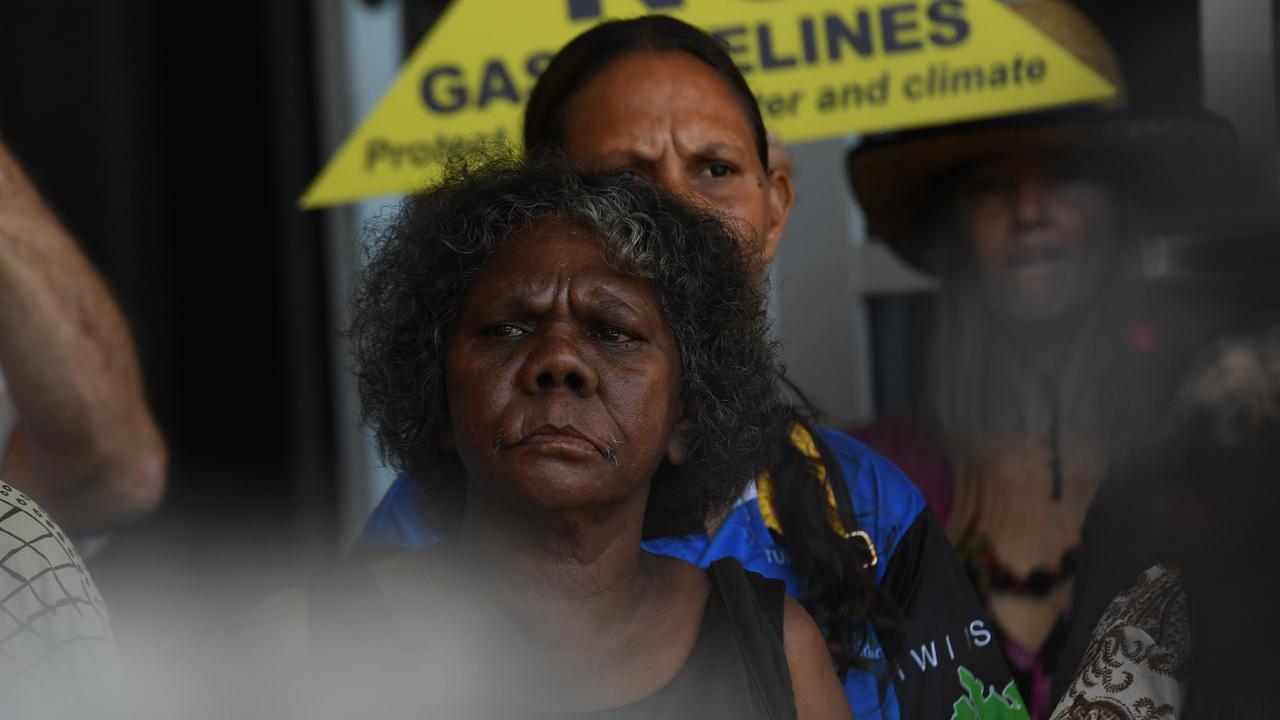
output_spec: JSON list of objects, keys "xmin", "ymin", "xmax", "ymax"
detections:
[{"xmin": 302, "ymin": 0, "xmax": 1115, "ymax": 208}]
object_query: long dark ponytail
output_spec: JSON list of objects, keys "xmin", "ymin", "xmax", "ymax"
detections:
[{"xmin": 771, "ymin": 379, "xmax": 903, "ymax": 674}]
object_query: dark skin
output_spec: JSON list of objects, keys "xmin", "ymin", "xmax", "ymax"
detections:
[
  {"xmin": 370, "ymin": 219, "xmax": 849, "ymax": 718},
  {"xmin": 964, "ymin": 153, "xmax": 1116, "ymax": 337},
  {"xmin": 562, "ymin": 50, "xmax": 794, "ymax": 263},
  {"xmin": 444, "ymin": 220, "xmax": 688, "ymax": 523}
]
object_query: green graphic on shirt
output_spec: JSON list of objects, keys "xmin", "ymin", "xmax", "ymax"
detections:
[{"xmin": 950, "ymin": 666, "xmax": 1028, "ymax": 720}]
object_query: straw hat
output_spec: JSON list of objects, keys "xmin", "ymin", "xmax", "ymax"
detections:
[{"xmin": 847, "ymin": 0, "xmax": 1240, "ymax": 272}]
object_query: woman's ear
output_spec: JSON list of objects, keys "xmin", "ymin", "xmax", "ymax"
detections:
[
  {"xmin": 665, "ymin": 416, "xmax": 693, "ymax": 467},
  {"xmin": 761, "ymin": 166, "xmax": 794, "ymax": 264},
  {"xmin": 761, "ymin": 132, "xmax": 796, "ymax": 264}
]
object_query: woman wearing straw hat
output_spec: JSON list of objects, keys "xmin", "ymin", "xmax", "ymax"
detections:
[{"xmin": 847, "ymin": 1, "xmax": 1237, "ymax": 717}]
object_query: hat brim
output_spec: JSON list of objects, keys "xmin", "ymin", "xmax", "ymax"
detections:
[{"xmin": 848, "ymin": 110, "xmax": 1241, "ymax": 272}]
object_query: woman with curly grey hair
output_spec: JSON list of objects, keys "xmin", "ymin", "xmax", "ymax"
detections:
[
  {"xmin": 362, "ymin": 17, "xmax": 1020, "ymax": 720},
  {"xmin": 355, "ymin": 152, "xmax": 781, "ymax": 540},
  {"xmin": 292, "ymin": 153, "xmax": 851, "ymax": 720}
]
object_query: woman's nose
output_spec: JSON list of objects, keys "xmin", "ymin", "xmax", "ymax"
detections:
[
  {"xmin": 653, "ymin": 162, "xmax": 692, "ymax": 197},
  {"xmin": 1013, "ymin": 175, "xmax": 1047, "ymax": 226},
  {"xmin": 518, "ymin": 330, "xmax": 599, "ymax": 397}
]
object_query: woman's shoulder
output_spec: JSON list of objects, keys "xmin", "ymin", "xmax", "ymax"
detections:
[
  {"xmin": 780, "ymin": 594, "xmax": 855, "ymax": 720},
  {"xmin": 703, "ymin": 557, "xmax": 851, "ymax": 719}
]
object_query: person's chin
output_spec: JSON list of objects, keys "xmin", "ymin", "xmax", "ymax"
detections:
[
  {"xmin": 490, "ymin": 459, "xmax": 617, "ymax": 507},
  {"xmin": 988, "ymin": 282, "xmax": 1068, "ymax": 324},
  {"xmin": 1004, "ymin": 258, "xmax": 1069, "ymax": 298}
]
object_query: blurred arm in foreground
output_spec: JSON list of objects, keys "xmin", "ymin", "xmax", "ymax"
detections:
[{"xmin": 0, "ymin": 138, "xmax": 166, "ymax": 535}]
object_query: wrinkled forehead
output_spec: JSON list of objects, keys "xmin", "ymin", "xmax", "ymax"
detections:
[
  {"xmin": 562, "ymin": 50, "xmax": 765, "ymax": 166},
  {"xmin": 485, "ymin": 215, "xmax": 606, "ymax": 275},
  {"xmin": 470, "ymin": 215, "xmax": 661, "ymax": 310}
]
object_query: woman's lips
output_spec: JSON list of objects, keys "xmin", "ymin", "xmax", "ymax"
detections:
[{"xmin": 514, "ymin": 424, "xmax": 603, "ymax": 457}]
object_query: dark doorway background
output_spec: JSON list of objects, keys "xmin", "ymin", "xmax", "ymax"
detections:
[
  {"xmin": 1072, "ymin": 0, "xmax": 1204, "ymax": 111},
  {"xmin": 0, "ymin": 1, "xmax": 336, "ymax": 633}
]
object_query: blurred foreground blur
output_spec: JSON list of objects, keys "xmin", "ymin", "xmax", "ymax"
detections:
[{"xmin": 0, "ymin": 1, "xmax": 1277, "ymax": 718}]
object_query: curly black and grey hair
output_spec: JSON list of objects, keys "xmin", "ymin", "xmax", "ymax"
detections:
[{"xmin": 351, "ymin": 151, "xmax": 786, "ymax": 537}]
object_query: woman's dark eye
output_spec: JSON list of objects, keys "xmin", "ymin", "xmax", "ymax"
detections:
[
  {"xmin": 596, "ymin": 327, "xmax": 636, "ymax": 344},
  {"xmin": 486, "ymin": 323, "xmax": 527, "ymax": 338},
  {"xmin": 705, "ymin": 163, "xmax": 734, "ymax": 178}
]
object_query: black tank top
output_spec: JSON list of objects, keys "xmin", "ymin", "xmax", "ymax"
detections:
[
  {"xmin": 574, "ymin": 557, "xmax": 795, "ymax": 720},
  {"xmin": 309, "ymin": 556, "xmax": 796, "ymax": 720}
]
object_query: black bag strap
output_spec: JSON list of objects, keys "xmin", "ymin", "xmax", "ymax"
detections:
[{"xmin": 710, "ymin": 557, "xmax": 798, "ymax": 720}]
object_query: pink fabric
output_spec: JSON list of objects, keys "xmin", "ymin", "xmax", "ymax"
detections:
[
  {"xmin": 850, "ymin": 412, "xmax": 956, "ymax": 526},
  {"xmin": 1003, "ymin": 635, "xmax": 1053, "ymax": 718}
]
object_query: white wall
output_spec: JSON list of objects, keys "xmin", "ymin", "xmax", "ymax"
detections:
[
  {"xmin": 1199, "ymin": 0, "xmax": 1277, "ymax": 189},
  {"xmin": 771, "ymin": 137, "xmax": 934, "ymax": 427},
  {"xmin": 312, "ymin": 0, "xmax": 407, "ymax": 547}
]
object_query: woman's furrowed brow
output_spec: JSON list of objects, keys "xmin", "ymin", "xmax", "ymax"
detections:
[
  {"xmin": 592, "ymin": 148, "xmax": 657, "ymax": 169},
  {"xmin": 580, "ymin": 285, "xmax": 651, "ymax": 320},
  {"xmin": 697, "ymin": 142, "xmax": 734, "ymax": 156},
  {"xmin": 476, "ymin": 277, "xmax": 653, "ymax": 321},
  {"xmin": 677, "ymin": 137, "xmax": 747, "ymax": 159},
  {"xmin": 487, "ymin": 286, "xmax": 545, "ymax": 317}
]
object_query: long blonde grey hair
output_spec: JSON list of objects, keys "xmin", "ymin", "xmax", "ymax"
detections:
[{"xmin": 925, "ymin": 170, "xmax": 1151, "ymax": 537}]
